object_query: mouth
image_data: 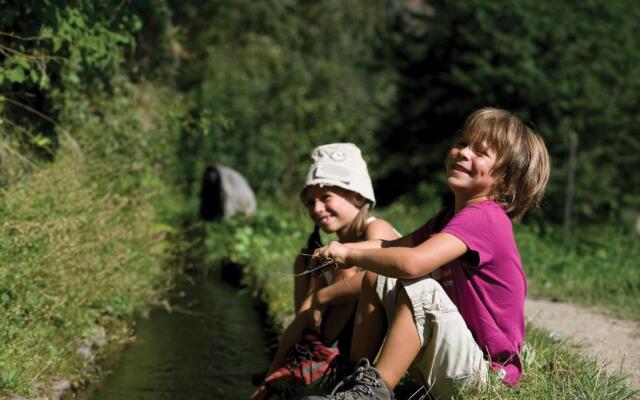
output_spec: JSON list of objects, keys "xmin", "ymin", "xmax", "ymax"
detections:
[
  {"xmin": 317, "ymin": 215, "xmax": 333, "ymax": 225},
  {"xmin": 451, "ymin": 164, "xmax": 472, "ymax": 176}
]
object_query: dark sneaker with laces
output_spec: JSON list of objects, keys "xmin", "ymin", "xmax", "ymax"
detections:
[
  {"xmin": 302, "ymin": 354, "xmax": 355, "ymax": 397},
  {"xmin": 262, "ymin": 331, "xmax": 340, "ymax": 396},
  {"xmin": 301, "ymin": 358, "xmax": 395, "ymax": 400}
]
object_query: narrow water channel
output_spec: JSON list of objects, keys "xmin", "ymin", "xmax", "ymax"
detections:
[{"xmin": 89, "ymin": 270, "xmax": 270, "ymax": 400}]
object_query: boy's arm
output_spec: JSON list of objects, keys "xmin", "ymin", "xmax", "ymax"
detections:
[
  {"xmin": 341, "ymin": 233, "xmax": 414, "ymax": 251},
  {"xmin": 318, "ymin": 232, "xmax": 467, "ymax": 279}
]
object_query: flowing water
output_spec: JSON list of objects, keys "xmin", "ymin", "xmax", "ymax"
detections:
[{"xmin": 89, "ymin": 270, "xmax": 270, "ymax": 400}]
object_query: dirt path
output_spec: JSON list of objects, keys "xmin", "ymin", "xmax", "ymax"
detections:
[{"xmin": 525, "ymin": 298, "xmax": 640, "ymax": 391}]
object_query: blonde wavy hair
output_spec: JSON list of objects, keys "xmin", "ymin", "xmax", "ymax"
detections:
[{"xmin": 454, "ymin": 108, "xmax": 551, "ymax": 220}]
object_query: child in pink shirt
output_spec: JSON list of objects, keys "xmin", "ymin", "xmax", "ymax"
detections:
[{"xmin": 304, "ymin": 108, "xmax": 551, "ymax": 399}]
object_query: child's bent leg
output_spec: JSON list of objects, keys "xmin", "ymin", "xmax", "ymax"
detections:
[
  {"xmin": 375, "ymin": 285, "xmax": 421, "ymax": 389},
  {"xmin": 269, "ymin": 312, "xmax": 308, "ymax": 372},
  {"xmin": 349, "ymin": 271, "xmax": 388, "ymax": 362},
  {"xmin": 293, "ymin": 255, "xmax": 309, "ymax": 313},
  {"xmin": 397, "ymin": 278, "xmax": 488, "ymax": 399},
  {"xmin": 320, "ymin": 301, "xmax": 356, "ymax": 343}
]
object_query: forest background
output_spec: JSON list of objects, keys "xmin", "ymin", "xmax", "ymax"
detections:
[{"xmin": 1, "ymin": 0, "xmax": 639, "ymax": 398}]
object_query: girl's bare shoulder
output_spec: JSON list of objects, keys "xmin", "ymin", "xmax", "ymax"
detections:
[{"xmin": 365, "ymin": 217, "xmax": 400, "ymax": 240}]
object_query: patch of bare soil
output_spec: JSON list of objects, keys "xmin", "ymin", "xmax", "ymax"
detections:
[{"xmin": 525, "ymin": 298, "xmax": 640, "ymax": 392}]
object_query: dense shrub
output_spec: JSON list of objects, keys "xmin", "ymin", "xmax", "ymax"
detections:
[
  {"xmin": 170, "ymin": 0, "xmax": 395, "ymax": 201},
  {"xmin": 0, "ymin": 73, "xmax": 190, "ymax": 395},
  {"xmin": 0, "ymin": 1, "xmax": 188, "ymax": 395},
  {"xmin": 204, "ymin": 203, "xmax": 308, "ymax": 328},
  {"xmin": 377, "ymin": 0, "xmax": 640, "ymax": 223},
  {"xmin": 0, "ymin": 1, "xmax": 178, "ymax": 172}
]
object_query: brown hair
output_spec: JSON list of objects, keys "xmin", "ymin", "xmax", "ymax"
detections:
[
  {"xmin": 342, "ymin": 205, "xmax": 370, "ymax": 243},
  {"xmin": 454, "ymin": 108, "xmax": 551, "ymax": 220}
]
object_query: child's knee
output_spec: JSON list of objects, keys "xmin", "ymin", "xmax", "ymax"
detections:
[
  {"xmin": 395, "ymin": 284, "xmax": 412, "ymax": 307},
  {"xmin": 363, "ymin": 270, "xmax": 378, "ymax": 290}
]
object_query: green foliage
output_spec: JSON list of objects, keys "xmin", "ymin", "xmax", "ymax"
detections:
[
  {"xmin": 171, "ymin": 0, "xmax": 395, "ymax": 200},
  {"xmin": 0, "ymin": 153, "xmax": 172, "ymax": 396},
  {"xmin": 204, "ymin": 203, "xmax": 308, "ymax": 328},
  {"xmin": 379, "ymin": 0, "xmax": 640, "ymax": 221},
  {"xmin": 374, "ymin": 181, "xmax": 443, "ymax": 235},
  {"xmin": 0, "ymin": 0, "xmax": 177, "ymax": 166},
  {"xmin": 0, "ymin": 24, "xmax": 188, "ymax": 395}
]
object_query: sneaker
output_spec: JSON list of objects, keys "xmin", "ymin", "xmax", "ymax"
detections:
[
  {"xmin": 301, "ymin": 358, "xmax": 395, "ymax": 400},
  {"xmin": 303, "ymin": 354, "xmax": 355, "ymax": 396},
  {"xmin": 263, "ymin": 331, "xmax": 340, "ymax": 394}
]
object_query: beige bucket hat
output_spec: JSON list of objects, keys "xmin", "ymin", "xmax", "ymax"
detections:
[{"xmin": 303, "ymin": 143, "xmax": 376, "ymax": 208}]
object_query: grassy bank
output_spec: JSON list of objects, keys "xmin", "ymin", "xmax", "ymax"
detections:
[
  {"xmin": 0, "ymin": 82, "xmax": 187, "ymax": 398},
  {"xmin": 206, "ymin": 202, "xmax": 637, "ymax": 399}
]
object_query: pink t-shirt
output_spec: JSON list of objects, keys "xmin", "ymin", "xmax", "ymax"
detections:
[{"xmin": 411, "ymin": 200, "xmax": 526, "ymax": 386}]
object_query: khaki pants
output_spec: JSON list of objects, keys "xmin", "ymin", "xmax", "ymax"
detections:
[{"xmin": 376, "ymin": 276, "xmax": 488, "ymax": 400}]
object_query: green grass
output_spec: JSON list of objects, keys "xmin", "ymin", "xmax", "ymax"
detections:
[
  {"xmin": 517, "ymin": 224, "xmax": 640, "ymax": 321},
  {"xmin": 461, "ymin": 326, "xmax": 637, "ymax": 399},
  {"xmin": 0, "ymin": 82, "xmax": 187, "ymax": 397},
  {"xmin": 204, "ymin": 205, "xmax": 308, "ymax": 329},
  {"xmin": 206, "ymin": 201, "xmax": 637, "ymax": 399},
  {"xmin": 0, "ymin": 153, "xmax": 170, "ymax": 396}
]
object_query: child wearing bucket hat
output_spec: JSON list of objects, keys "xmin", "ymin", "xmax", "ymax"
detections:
[{"xmin": 251, "ymin": 143, "xmax": 399, "ymax": 400}]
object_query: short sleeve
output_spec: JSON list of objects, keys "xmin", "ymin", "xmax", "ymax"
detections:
[
  {"xmin": 410, "ymin": 208, "xmax": 453, "ymax": 246},
  {"xmin": 441, "ymin": 203, "xmax": 501, "ymax": 266}
]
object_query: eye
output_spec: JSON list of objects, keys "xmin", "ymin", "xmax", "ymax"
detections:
[{"xmin": 454, "ymin": 140, "xmax": 467, "ymax": 148}]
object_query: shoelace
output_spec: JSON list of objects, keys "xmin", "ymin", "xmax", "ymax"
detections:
[
  {"xmin": 315, "ymin": 356, "xmax": 349, "ymax": 393},
  {"xmin": 332, "ymin": 374, "xmax": 385, "ymax": 400},
  {"xmin": 286, "ymin": 340, "xmax": 319, "ymax": 367},
  {"xmin": 330, "ymin": 360, "xmax": 379, "ymax": 395}
]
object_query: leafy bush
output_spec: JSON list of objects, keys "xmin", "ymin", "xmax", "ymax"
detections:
[
  {"xmin": 204, "ymin": 203, "xmax": 308, "ymax": 328},
  {"xmin": 0, "ymin": 51, "xmax": 188, "ymax": 398},
  {"xmin": 0, "ymin": 0, "xmax": 178, "ymax": 169},
  {"xmin": 377, "ymin": 0, "xmax": 640, "ymax": 222},
  {"xmin": 171, "ymin": 0, "xmax": 395, "ymax": 200}
]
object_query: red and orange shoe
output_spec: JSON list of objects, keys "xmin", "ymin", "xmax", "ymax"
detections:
[{"xmin": 264, "ymin": 331, "xmax": 340, "ymax": 392}]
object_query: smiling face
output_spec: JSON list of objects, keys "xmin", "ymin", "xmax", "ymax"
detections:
[
  {"xmin": 446, "ymin": 138, "xmax": 498, "ymax": 207},
  {"xmin": 301, "ymin": 185, "xmax": 361, "ymax": 237}
]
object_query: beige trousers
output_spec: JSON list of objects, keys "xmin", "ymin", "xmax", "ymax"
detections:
[{"xmin": 376, "ymin": 276, "xmax": 488, "ymax": 400}]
